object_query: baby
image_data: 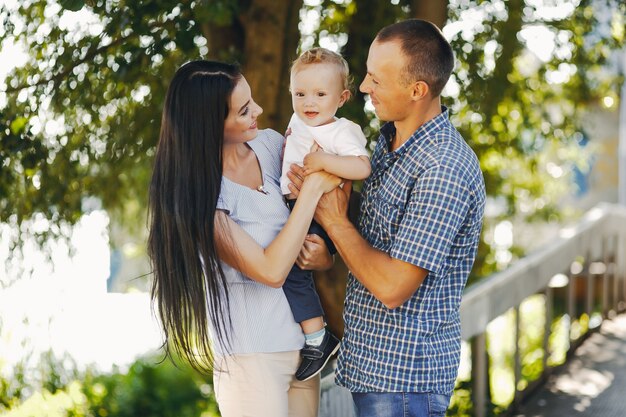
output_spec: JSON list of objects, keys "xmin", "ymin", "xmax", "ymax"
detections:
[{"xmin": 280, "ymin": 47, "xmax": 371, "ymax": 381}]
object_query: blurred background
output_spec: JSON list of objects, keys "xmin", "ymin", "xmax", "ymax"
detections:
[{"xmin": 0, "ymin": 0, "xmax": 624, "ymax": 416}]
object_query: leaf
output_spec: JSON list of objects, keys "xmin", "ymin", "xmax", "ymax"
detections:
[
  {"xmin": 59, "ymin": 0, "xmax": 85, "ymax": 12},
  {"xmin": 9, "ymin": 117, "xmax": 27, "ymax": 134}
]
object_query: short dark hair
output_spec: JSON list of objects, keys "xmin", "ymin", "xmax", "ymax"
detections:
[{"xmin": 376, "ymin": 19, "xmax": 454, "ymax": 97}]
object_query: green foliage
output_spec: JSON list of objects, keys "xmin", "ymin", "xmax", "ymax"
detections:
[
  {"xmin": 81, "ymin": 357, "xmax": 218, "ymax": 417},
  {"xmin": 4, "ymin": 381, "xmax": 90, "ymax": 417},
  {"xmin": 0, "ymin": 0, "xmax": 218, "ymax": 246},
  {"xmin": 0, "ymin": 349, "xmax": 79, "ymax": 411},
  {"xmin": 0, "ymin": 0, "xmax": 624, "ymax": 278},
  {"xmin": 0, "ymin": 356, "xmax": 27, "ymax": 410},
  {"xmin": 445, "ymin": 0, "xmax": 623, "ymax": 279},
  {"xmin": 449, "ymin": 0, "xmax": 620, "ymax": 207},
  {"xmin": 0, "ymin": 110, "xmax": 51, "ymax": 227},
  {"xmin": 3, "ymin": 5, "xmax": 623, "ymax": 416},
  {"xmin": 447, "ymin": 382, "xmax": 473, "ymax": 417},
  {"xmin": 59, "ymin": 0, "xmax": 87, "ymax": 12},
  {"xmin": 0, "ymin": 349, "xmax": 218, "ymax": 417}
]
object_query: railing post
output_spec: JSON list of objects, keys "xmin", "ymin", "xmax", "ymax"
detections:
[
  {"xmin": 617, "ymin": 236, "xmax": 626, "ymax": 310},
  {"xmin": 619, "ymin": 48, "xmax": 626, "ymax": 206},
  {"xmin": 543, "ymin": 286, "xmax": 553, "ymax": 374},
  {"xmin": 568, "ymin": 266, "xmax": 577, "ymax": 340},
  {"xmin": 514, "ymin": 306, "xmax": 521, "ymax": 405},
  {"xmin": 621, "ymin": 234, "xmax": 626, "ymax": 311},
  {"xmin": 611, "ymin": 235, "xmax": 619, "ymax": 313},
  {"xmin": 602, "ymin": 237, "xmax": 610, "ymax": 318},
  {"xmin": 471, "ymin": 333, "xmax": 487, "ymax": 417},
  {"xmin": 585, "ymin": 251, "xmax": 594, "ymax": 320}
]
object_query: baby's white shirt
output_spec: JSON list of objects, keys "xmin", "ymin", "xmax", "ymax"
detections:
[{"xmin": 280, "ymin": 113, "xmax": 368, "ymax": 195}]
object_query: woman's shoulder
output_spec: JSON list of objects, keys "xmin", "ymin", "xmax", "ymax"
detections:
[
  {"xmin": 250, "ymin": 128, "xmax": 284, "ymax": 163},
  {"xmin": 253, "ymin": 128, "xmax": 284, "ymax": 147}
]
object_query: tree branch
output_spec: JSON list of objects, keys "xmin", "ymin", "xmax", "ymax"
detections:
[
  {"xmin": 2, "ymin": 19, "xmax": 172, "ymax": 94},
  {"xmin": 481, "ymin": 0, "xmax": 524, "ymax": 120}
]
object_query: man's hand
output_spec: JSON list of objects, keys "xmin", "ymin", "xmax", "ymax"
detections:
[
  {"xmin": 296, "ymin": 234, "xmax": 333, "ymax": 271},
  {"xmin": 286, "ymin": 164, "xmax": 306, "ymax": 198},
  {"xmin": 314, "ymin": 180, "xmax": 352, "ymax": 230}
]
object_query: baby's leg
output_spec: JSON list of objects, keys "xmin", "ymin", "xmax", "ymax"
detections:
[
  {"xmin": 300, "ymin": 316, "xmax": 324, "ymax": 335},
  {"xmin": 282, "ymin": 264, "xmax": 340, "ymax": 381},
  {"xmin": 282, "ymin": 264, "xmax": 324, "ymax": 324}
]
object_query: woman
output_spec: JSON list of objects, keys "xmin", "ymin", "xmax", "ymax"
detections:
[{"xmin": 147, "ymin": 60, "xmax": 340, "ymax": 417}]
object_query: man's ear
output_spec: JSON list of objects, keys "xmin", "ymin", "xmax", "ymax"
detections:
[
  {"xmin": 338, "ymin": 89, "xmax": 351, "ymax": 107},
  {"xmin": 411, "ymin": 81, "xmax": 430, "ymax": 101}
]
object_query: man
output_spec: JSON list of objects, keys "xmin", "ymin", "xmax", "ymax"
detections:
[{"xmin": 291, "ymin": 19, "xmax": 486, "ymax": 416}]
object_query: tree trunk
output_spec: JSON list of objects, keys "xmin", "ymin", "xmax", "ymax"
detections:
[
  {"xmin": 202, "ymin": 17, "xmax": 245, "ymax": 63},
  {"xmin": 340, "ymin": 0, "xmax": 400, "ymax": 130},
  {"xmin": 410, "ymin": 0, "xmax": 449, "ymax": 28},
  {"xmin": 274, "ymin": 0, "xmax": 303, "ymax": 132},
  {"xmin": 313, "ymin": 0, "xmax": 392, "ymax": 335},
  {"xmin": 240, "ymin": 0, "xmax": 303, "ymax": 131},
  {"xmin": 202, "ymin": 0, "xmax": 302, "ymax": 132},
  {"xmin": 481, "ymin": 0, "xmax": 524, "ymax": 121}
]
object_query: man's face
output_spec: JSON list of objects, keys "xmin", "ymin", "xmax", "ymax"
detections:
[{"xmin": 359, "ymin": 39, "xmax": 413, "ymax": 122}]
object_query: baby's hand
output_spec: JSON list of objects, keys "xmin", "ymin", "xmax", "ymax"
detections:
[
  {"xmin": 303, "ymin": 151, "xmax": 327, "ymax": 175},
  {"xmin": 302, "ymin": 141, "xmax": 326, "ymax": 175}
]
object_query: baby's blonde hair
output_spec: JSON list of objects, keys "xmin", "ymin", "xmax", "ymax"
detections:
[{"xmin": 291, "ymin": 47, "xmax": 353, "ymax": 95}]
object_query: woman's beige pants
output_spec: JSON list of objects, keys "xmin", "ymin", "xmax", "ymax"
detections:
[{"xmin": 213, "ymin": 350, "xmax": 320, "ymax": 417}]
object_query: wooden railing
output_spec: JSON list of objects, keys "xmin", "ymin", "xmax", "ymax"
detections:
[
  {"xmin": 462, "ymin": 202, "xmax": 626, "ymax": 416},
  {"xmin": 319, "ymin": 203, "xmax": 626, "ymax": 417}
]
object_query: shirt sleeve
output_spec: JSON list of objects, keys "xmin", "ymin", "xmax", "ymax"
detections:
[
  {"xmin": 390, "ymin": 164, "xmax": 470, "ymax": 274},
  {"xmin": 333, "ymin": 120, "xmax": 369, "ymax": 157},
  {"xmin": 216, "ymin": 187, "xmax": 230, "ymax": 214}
]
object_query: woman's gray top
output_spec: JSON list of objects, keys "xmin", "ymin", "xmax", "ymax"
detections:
[{"xmin": 213, "ymin": 129, "xmax": 304, "ymax": 355}]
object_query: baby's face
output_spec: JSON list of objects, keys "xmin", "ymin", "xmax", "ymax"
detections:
[{"xmin": 290, "ymin": 63, "xmax": 349, "ymax": 127}]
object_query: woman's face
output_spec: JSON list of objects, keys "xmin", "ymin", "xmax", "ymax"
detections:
[{"xmin": 223, "ymin": 76, "xmax": 263, "ymax": 144}]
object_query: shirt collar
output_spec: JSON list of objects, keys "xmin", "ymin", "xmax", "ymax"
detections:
[{"xmin": 379, "ymin": 106, "xmax": 450, "ymax": 157}]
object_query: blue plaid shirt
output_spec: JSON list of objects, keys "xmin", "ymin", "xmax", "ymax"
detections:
[{"xmin": 336, "ymin": 107, "xmax": 485, "ymax": 395}]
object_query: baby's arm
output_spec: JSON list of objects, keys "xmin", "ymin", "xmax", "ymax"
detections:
[{"xmin": 303, "ymin": 152, "xmax": 371, "ymax": 180}]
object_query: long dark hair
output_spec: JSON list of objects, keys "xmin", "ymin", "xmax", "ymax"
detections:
[{"xmin": 148, "ymin": 60, "xmax": 241, "ymax": 373}]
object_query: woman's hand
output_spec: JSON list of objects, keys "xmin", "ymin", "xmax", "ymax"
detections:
[
  {"xmin": 296, "ymin": 234, "xmax": 334, "ymax": 271},
  {"xmin": 303, "ymin": 170, "xmax": 342, "ymax": 194}
]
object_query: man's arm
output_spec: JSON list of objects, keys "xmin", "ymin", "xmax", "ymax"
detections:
[{"xmin": 314, "ymin": 185, "xmax": 428, "ymax": 309}]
